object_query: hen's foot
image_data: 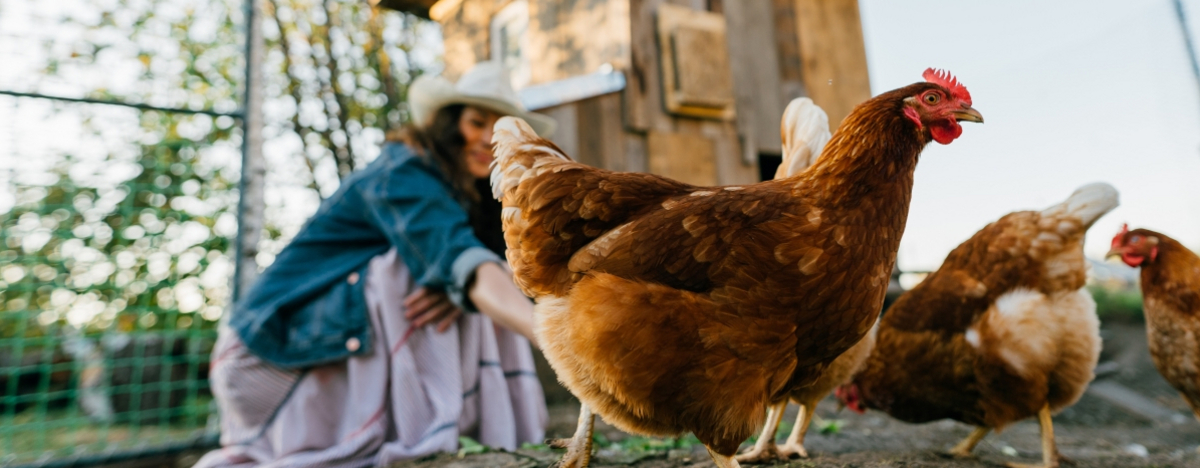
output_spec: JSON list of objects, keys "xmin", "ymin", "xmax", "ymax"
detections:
[
  {"xmin": 776, "ymin": 442, "xmax": 808, "ymax": 459},
  {"xmin": 1006, "ymin": 404, "xmax": 1059, "ymax": 468},
  {"xmin": 734, "ymin": 441, "xmax": 780, "ymax": 464},
  {"xmin": 548, "ymin": 404, "xmax": 595, "ymax": 468},
  {"xmin": 735, "ymin": 401, "xmax": 789, "ymax": 464},
  {"xmin": 943, "ymin": 426, "xmax": 990, "ymax": 458},
  {"xmin": 1005, "ymin": 462, "xmax": 1057, "ymax": 468}
]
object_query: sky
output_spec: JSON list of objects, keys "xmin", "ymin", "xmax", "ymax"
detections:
[{"xmin": 858, "ymin": 0, "xmax": 1200, "ymax": 271}]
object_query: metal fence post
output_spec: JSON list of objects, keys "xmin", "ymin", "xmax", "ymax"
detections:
[{"xmin": 234, "ymin": 0, "xmax": 266, "ymax": 304}]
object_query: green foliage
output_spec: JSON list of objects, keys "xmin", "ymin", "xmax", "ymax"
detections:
[
  {"xmin": 1090, "ymin": 285, "xmax": 1144, "ymax": 320},
  {"xmin": 815, "ymin": 416, "xmax": 844, "ymax": 435},
  {"xmin": 457, "ymin": 436, "xmax": 489, "ymax": 457}
]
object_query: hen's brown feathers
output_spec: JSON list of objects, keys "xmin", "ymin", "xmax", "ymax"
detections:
[
  {"xmin": 853, "ymin": 184, "xmax": 1117, "ymax": 429},
  {"xmin": 491, "ymin": 85, "xmax": 944, "ymax": 453},
  {"xmin": 1131, "ymin": 231, "xmax": 1200, "ymax": 419}
]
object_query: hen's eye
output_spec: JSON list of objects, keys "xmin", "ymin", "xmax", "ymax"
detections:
[
  {"xmin": 1131, "ymin": 235, "xmax": 1142, "ymax": 244},
  {"xmin": 924, "ymin": 93, "xmax": 939, "ymax": 104}
]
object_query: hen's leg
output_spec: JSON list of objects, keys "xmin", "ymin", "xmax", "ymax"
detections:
[
  {"xmin": 546, "ymin": 404, "xmax": 595, "ymax": 468},
  {"xmin": 734, "ymin": 401, "xmax": 786, "ymax": 463},
  {"xmin": 945, "ymin": 426, "xmax": 990, "ymax": 458},
  {"xmin": 1006, "ymin": 403, "xmax": 1058, "ymax": 468},
  {"xmin": 777, "ymin": 397, "xmax": 818, "ymax": 458}
]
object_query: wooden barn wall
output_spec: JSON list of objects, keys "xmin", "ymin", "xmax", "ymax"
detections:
[
  {"xmin": 438, "ymin": 0, "xmax": 632, "ymax": 85},
  {"xmin": 790, "ymin": 0, "xmax": 872, "ymax": 127},
  {"xmin": 433, "ymin": 0, "xmax": 870, "ymax": 186},
  {"xmin": 626, "ymin": 0, "xmax": 758, "ymax": 187},
  {"xmin": 539, "ymin": 93, "xmax": 643, "ymax": 174},
  {"xmin": 770, "ymin": 0, "xmax": 809, "ymax": 107},
  {"xmin": 437, "ymin": 0, "xmax": 507, "ymax": 80},
  {"xmin": 527, "ymin": 0, "xmax": 632, "ymax": 85}
]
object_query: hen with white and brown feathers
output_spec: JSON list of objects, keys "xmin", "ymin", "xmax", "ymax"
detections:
[
  {"xmin": 490, "ymin": 70, "xmax": 982, "ymax": 468},
  {"xmin": 735, "ymin": 98, "xmax": 878, "ymax": 464},
  {"xmin": 838, "ymin": 183, "xmax": 1119, "ymax": 468}
]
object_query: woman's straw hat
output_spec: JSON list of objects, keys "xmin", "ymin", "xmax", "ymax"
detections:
[{"xmin": 408, "ymin": 61, "xmax": 556, "ymax": 137}]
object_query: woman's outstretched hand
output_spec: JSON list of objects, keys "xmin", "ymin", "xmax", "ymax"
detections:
[{"xmin": 403, "ymin": 287, "xmax": 463, "ymax": 333}]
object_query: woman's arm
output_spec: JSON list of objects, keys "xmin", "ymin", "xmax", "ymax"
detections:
[
  {"xmin": 466, "ymin": 262, "xmax": 538, "ymax": 347},
  {"xmin": 404, "ymin": 262, "xmax": 537, "ymax": 347}
]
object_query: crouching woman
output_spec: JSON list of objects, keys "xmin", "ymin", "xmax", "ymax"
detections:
[{"xmin": 195, "ymin": 62, "xmax": 556, "ymax": 468}]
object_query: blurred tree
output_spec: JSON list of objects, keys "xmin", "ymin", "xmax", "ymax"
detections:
[{"xmin": 0, "ymin": 0, "xmax": 437, "ymax": 341}]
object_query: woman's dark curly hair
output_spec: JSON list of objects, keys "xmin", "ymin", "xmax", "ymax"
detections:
[
  {"xmin": 387, "ymin": 104, "xmax": 506, "ymax": 255},
  {"xmin": 391, "ymin": 104, "xmax": 479, "ymax": 203}
]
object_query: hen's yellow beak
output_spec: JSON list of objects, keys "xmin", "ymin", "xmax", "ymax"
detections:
[{"xmin": 953, "ymin": 107, "xmax": 984, "ymax": 123}]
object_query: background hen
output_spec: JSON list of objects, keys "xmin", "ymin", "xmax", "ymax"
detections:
[
  {"xmin": 735, "ymin": 98, "xmax": 878, "ymax": 464},
  {"xmin": 838, "ymin": 183, "xmax": 1119, "ymax": 468},
  {"xmin": 1108, "ymin": 227, "xmax": 1200, "ymax": 424},
  {"xmin": 490, "ymin": 70, "xmax": 981, "ymax": 468}
]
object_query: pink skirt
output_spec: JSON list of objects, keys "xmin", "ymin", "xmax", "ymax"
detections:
[{"xmin": 194, "ymin": 249, "xmax": 547, "ymax": 468}]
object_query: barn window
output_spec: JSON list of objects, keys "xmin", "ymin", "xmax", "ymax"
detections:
[{"xmin": 490, "ymin": 0, "xmax": 530, "ymax": 89}]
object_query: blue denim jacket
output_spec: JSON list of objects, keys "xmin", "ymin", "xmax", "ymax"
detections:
[{"xmin": 230, "ymin": 143, "xmax": 503, "ymax": 368}]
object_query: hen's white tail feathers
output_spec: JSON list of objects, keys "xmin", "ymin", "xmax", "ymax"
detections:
[
  {"xmin": 776, "ymin": 98, "xmax": 831, "ymax": 179},
  {"xmin": 489, "ymin": 116, "xmax": 568, "ymax": 200},
  {"xmin": 1040, "ymin": 182, "xmax": 1120, "ymax": 228}
]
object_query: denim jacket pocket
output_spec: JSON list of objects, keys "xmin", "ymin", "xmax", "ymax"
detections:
[{"xmin": 274, "ymin": 264, "xmax": 372, "ymax": 365}]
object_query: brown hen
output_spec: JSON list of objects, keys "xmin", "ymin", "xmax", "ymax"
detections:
[
  {"xmin": 736, "ymin": 97, "xmax": 877, "ymax": 464},
  {"xmin": 838, "ymin": 183, "xmax": 1119, "ymax": 468},
  {"xmin": 1109, "ymin": 227, "xmax": 1200, "ymax": 425},
  {"xmin": 490, "ymin": 70, "xmax": 982, "ymax": 468}
]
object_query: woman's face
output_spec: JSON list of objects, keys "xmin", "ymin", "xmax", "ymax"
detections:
[{"xmin": 459, "ymin": 106, "xmax": 502, "ymax": 179}]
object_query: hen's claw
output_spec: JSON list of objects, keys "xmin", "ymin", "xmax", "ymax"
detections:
[
  {"xmin": 776, "ymin": 442, "xmax": 808, "ymax": 459},
  {"xmin": 734, "ymin": 442, "xmax": 780, "ymax": 464},
  {"xmin": 549, "ymin": 404, "xmax": 595, "ymax": 468},
  {"xmin": 944, "ymin": 426, "xmax": 990, "ymax": 458}
]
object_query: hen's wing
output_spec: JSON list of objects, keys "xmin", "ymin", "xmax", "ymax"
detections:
[
  {"xmin": 568, "ymin": 184, "xmax": 806, "ymax": 295},
  {"xmin": 775, "ymin": 98, "xmax": 831, "ymax": 179},
  {"xmin": 491, "ymin": 117, "xmax": 695, "ymax": 297},
  {"xmin": 885, "ymin": 183, "xmax": 1119, "ymax": 333}
]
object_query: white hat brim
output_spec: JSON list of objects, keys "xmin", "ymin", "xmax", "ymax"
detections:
[{"xmin": 409, "ymin": 75, "xmax": 557, "ymax": 138}]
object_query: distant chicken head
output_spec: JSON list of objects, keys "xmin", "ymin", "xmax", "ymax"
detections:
[
  {"xmin": 903, "ymin": 68, "xmax": 984, "ymax": 145},
  {"xmin": 834, "ymin": 384, "xmax": 866, "ymax": 414},
  {"xmin": 1107, "ymin": 224, "xmax": 1160, "ymax": 267}
]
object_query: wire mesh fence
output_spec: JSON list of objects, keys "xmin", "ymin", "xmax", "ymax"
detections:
[
  {"xmin": 0, "ymin": 95, "xmax": 238, "ymax": 465},
  {"xmin": 0, "ymin": 0, "xmax": 437, "ymax": 462}
]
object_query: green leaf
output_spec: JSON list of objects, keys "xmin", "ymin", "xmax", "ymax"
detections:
[{"xmin": 457, "ymin": 436, "xmax": 488, "ymax": 457}]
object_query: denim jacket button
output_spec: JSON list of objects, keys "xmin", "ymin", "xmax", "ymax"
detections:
[
  {"xmin": 347, "ymin": 272, "xmax": 360, "ymax": 285},
  {"xmin": 345, "ymin": 337, "xmax": 361, "ymax": 352}
]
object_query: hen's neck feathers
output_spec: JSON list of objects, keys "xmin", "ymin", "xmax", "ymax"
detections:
[
  {"xmin": 791, "ymin": 88, "xmax": 926, "ymax": 207},
  {"xmin": 1139, "ymin": 233, "xmax": 1200, "ymax": 312}
]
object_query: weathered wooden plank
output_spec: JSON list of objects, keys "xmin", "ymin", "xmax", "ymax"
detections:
[
  {"xmin": 792, "ymin": 0, "xmax": 871, "ymax": 127},
  {"xmin": 656, "ymin": 3, "xmax": 736, "ymax": 120},
  {"xmin": 575, "ymin": 93, "xmax": 628, "ymax": 171},
  {"xmin": 526, "ymin": 0, "xmax": 632, "ymax": 85},
  {"xmin": 434, "ymin": 0, "xmax": 505, "ymax": 80},
  {"xmin": 648, "ymin": 130, "xmax": 717, "ymax": 186},
  {"xmin": 538, "ymin": 102, "xmax": 581, "ymax": 163},
  {"xmin": 723, "ymin": 0, "xmax": 784, "ymax": 158},
  {"xmin": 771, "ymin": 0, "xmax": 808, "ymax": 103}
]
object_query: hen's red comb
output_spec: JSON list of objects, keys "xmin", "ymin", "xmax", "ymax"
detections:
[
  {"xmin": 1111, "ymin": 223, "xmax": 1129, "ymax": 248},
  {"xmin": 922, "ymin": 68, "xmax": 971, "ymax": 105}
]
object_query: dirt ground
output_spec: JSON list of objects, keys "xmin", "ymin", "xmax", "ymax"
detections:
[{"xmin": 390, "ymin": 322, "xmax": 1200, "ymax": 468}]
